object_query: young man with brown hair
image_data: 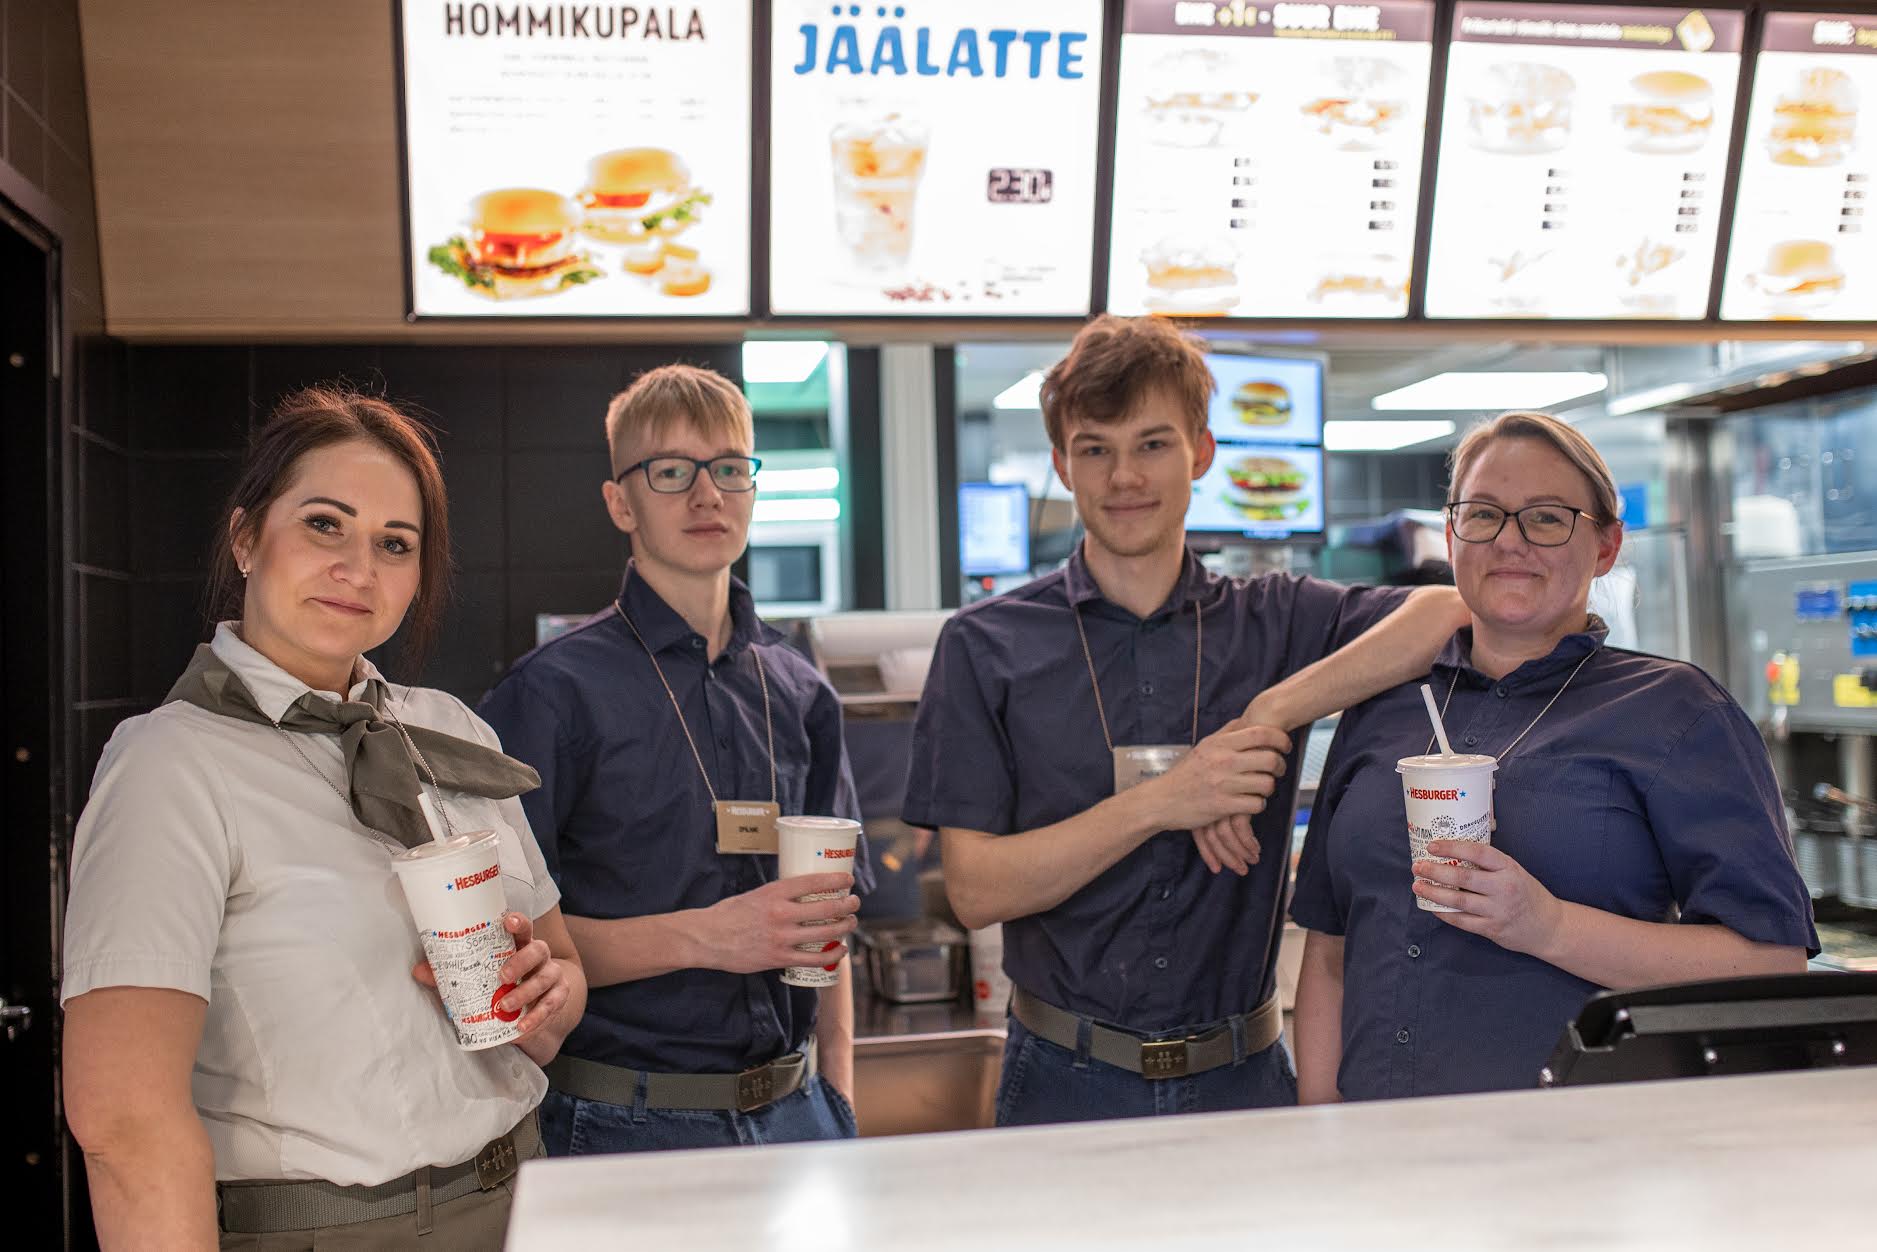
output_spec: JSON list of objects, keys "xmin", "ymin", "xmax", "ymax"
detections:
[
  {"xmin": 481, "ymin": 364, "xmax": 868, "ymax": 1154},
  {"xmin": 904, "ymin": 315, "xmax": 1466, "ymax": 1125}
]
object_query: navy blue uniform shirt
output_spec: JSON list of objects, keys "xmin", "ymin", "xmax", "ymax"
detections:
[
  {"xmin": 1291, "ymin": 622, "xmax": 1819, "ymax": 1100},
  {"xmin": 903, "ymin": 544, "xmax": 1407, "ymax": 1032},
  {"xmin": 479, "ymin": 567, "xmax": 866, "ymax": 1075}
]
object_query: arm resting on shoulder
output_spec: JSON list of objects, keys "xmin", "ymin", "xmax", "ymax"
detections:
[
  {"xmin": 64, "ymin": 987, "xmax": 216, "ymax": 1251},
  {"xmin": 1291, "ymin": 930, "xmax": 1346, "ymax": 1105},
  {"xmin": 1253, "ymin": 586, "xmax": 1468, "ymax": 731}
]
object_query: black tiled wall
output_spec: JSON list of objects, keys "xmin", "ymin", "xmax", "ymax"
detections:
[{"xmin": 97, "ymin": 343, "xmax": 741, "ymax": 720}]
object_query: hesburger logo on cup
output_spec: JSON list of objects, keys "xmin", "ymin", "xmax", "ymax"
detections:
[
  {"xmin": 817, "ymin": 846, "xmax": 856, "ymax": 860},
  {"xmin": 448, "ymin": 863, "xmax": 500, "ymax": 892},
  {"xmin": 1409, "ymin": 787, "xmax": 1462, "ymax": 801}
]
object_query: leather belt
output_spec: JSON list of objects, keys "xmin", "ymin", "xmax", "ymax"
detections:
[
  {"xmin": 216, "ymin": 1111, "xmax": 539, "ymax": 1234},
  {"xmin": 545, "ymin": 1039, "xmax": 816, "ymax": 1113},
  {"xmin": 1011, "ymin": 986, "xmax": 1283, "ymax": 1080}
]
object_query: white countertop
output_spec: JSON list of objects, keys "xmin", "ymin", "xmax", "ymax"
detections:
[{"xmin": 506, "ymin": 1067, "xmax": 1877, "ymax": 1251}]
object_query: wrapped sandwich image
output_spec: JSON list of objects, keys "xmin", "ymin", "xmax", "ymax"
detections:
[
  {"xmin": 1222, "ymin": 454, "xmax": 1310, "ymax": 522},
  {"xmin": 1747, "ymin": 239, "xmax": 1846, "ymax": 316},
  {"xmin": 1613, "ymin": 71, "xmax": 1715, "ymax": 155},
  {"xmin": 427, "ymin": 189, "xmax": 601, "ymax": 299},
  {"xmin": 1141, "ymin": 235, "xmax": 1240, "ymax": 316}
]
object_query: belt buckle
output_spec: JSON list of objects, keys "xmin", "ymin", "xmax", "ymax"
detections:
[
  {"xmin": 735, "ymin": 1064, "xmax": 777, "ymax": 1112},
  {"xmin": 1140, "ymin": 1038, "xmax": 1190, "ymax": 1080},
  {"xmin": 474, "ymin": 1133, "xmax": 519, "ymax": 1190}
]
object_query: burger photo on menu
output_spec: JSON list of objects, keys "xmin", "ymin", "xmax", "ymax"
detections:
[
  {"xmin": 1466, "ymin": 62, "xmax": 1575, "ymax": 155},
  {"xmin": 579, "ymin": 148, "xmax": 712, "ymax": 244},
  {"xmin": 1766, "ymin": 67, "xmax": 1859, "ymax": 168},
  {"xmin": 1747, "ymin": 239, "xmax": 1847, "ymax": 316},
  {"xmin": 1302, "ymin": 58, "xmax": 1410, "ymax": 151},
  {"xmin": 1614, "ymin": 71, "xmax": 1716, "ymax": 155},
  {"xmin": 1221, "ymin": 453, "xmax": 1311, "ymax": 522},
  {"xmin": 1142, "ymin": 47, "xmax": 1259, "ymax": 149},
  {"xmin": 1231, "ymin": 381, "xmax": 1292, "ymax": 428},
  {"xmin": 1141, "ymin": 234, "xmax": 1241, "ymax": 315},
  {"xmin": 1308, "ymin": 253, "xmax": 1410, "ymax": 311},
  {"xmin": 426, "ymin": 189, "xmax": 602, "ymax": 300}
]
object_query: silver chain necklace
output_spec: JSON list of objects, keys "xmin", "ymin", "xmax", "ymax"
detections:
[
  {"xmin": 1424, "ymin": 647, "xmax": 1599, "ymax": 761},
  {"xmin": 272, "ymin": 689, "xmax": 459, "ymax": 845}
]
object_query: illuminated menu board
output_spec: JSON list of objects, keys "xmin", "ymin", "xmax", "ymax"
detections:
[
  {"xmin": 767, "ymin": 1, "xmax": 1104, "ymax": 317},
  {"xmin": 1424, "ymin": 3, "xmax": 1744, "ymax": 319},
  {"xmin": 1106, "ymin": 1, "xmax": 1437, "ymax": 320},
  {"xmin": 401, "ymin": 1, "xmax": 753, "ymax": 317},
  {"xmin": 1721, "ymin": 12, "xmax": 1877, "ymax": 322}
]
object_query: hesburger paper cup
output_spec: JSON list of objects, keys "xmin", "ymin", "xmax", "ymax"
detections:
[
  {"xmin": 968, "ymin": 923, "xmax": 1012, "ymax": 1026},
  {"xmin": 1396, "ymin": 754, "xmax": 1498, "ymax": 914},
  {"xmin": 390, "ymin": 830, "xmax": 522, "ymax": 1050},
  {"xmin": 777, "ymin": 816, "xmax": 861, "ymax": 988}
]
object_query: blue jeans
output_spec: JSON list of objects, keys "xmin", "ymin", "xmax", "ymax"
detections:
[
  {"xmin": 994, "ymin": 1015, "xmax": 1298, "ymax": 1127},
  {"xmin": 541, "ymin": 1073, "xmax": 857, "ymax": 1155}
]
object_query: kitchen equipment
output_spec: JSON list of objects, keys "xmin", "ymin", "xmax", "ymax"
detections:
[{"xmin": 856, "ymin": 919, "xmax": 966, "ymax": 1004}]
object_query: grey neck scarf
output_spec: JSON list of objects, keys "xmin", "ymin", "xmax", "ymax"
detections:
[{"xmin": 165, "ymin": 644, "xmax": 540, "ymax": 850}]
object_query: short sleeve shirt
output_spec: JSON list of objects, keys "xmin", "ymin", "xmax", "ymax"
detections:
[
  {"xmin": 477, "ymin": 567, "xmax": 866, "ymax": 1075},
  {"xmin": 1290, "ymin": 623, "xmax": 1820, "ymax": 1100},
  {"xmin": 902, "ymin": 544, "xmax": 1408, "ymax": 1032},
  {"xmin": 61, "ymin": 623, "xmax": 559, "ymax": 1186}
]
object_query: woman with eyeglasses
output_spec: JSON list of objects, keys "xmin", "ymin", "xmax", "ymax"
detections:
[{"xmin": 1289, "ymin": 410, "xmax": 1816, "ymax": 1103}]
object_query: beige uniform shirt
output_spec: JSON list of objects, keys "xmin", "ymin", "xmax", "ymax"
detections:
[{"xmin": 62, "ymin": 623, "xmax": 559, "ymax": 1185}]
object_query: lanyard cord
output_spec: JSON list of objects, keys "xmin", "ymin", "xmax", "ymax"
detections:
[
  {"xmin": 1426, "ymin": 647, "xmax": 1599, "ymax": 761},
  {"xmin": 1073, "ymin": 596, "xmax": 1205, "ymax": 754},
  {"xmin": 614, "ymin": 602, "xmax": 777, "ymax": 807}
]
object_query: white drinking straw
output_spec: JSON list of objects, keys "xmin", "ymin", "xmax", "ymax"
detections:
[{"xmin": 1420, "ymin": 683, "xmax": 1456, "ymax": 757}]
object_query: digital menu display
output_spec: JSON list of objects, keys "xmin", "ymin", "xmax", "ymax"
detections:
[
  {"xmin": 1204, "ymin": 353, "xmax": 1325, "ymax": 446},
  {"xmin": 1424, "ymin": 4, "xmax": 1744, "ymax": 319},
  {"xmin": 1721, "ymin": 12, "xmax": 1876, "ymax": 322},
  {"xmin": 1189, "ymin": 445, "xmax": 1326, "ymax": 539},
  {"xmin": 400, "ymin": 1, "xmax": 752, "ymax": 317},
  {"xmin": 767, "ymin": 1, "xmax": 1104, "ymax": 317},
  {"xmin": 1106, "ymin": 2, "xmax": 1436, "ymax": 320}
]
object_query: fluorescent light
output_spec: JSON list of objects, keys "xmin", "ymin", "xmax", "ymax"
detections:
[
  {"xmin": 1325, "ymin": 420, "xmax": 1456, "ymax": 452},
  {"xmin": 753, "ymin": 497, "xmax": 841, "ymax": 523},
  {"xmin": 993, "ymin": 370, "xmax": 1045, "ymax": 410},
  {"xmin": 756, "ymin": 466, "xmax": 840, "ymax": 494},
  {"xmin": 742, "ymin": 341, "xmax": 829, "ymax": 384},
  {"xmin": 1372, "ymin": 372, "xmax": 1608, "ymax": 411},
  {"xmin": 1606, "ymin": 380, "xmax": 1699, "ymax": 417}
]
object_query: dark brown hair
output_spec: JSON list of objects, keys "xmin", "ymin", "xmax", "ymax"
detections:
[
  {"xmin": 207, "ymin": 386, "xmax": 452, "ymax": 673},
  {"xmin": 1039, "ymin": 315, "xmax": 1214, "ymax": 451}
]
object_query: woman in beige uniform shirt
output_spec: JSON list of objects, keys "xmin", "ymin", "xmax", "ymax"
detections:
[{"xmin": 62, "ymin": 387, "xmax": 587, "ymax": 1250}]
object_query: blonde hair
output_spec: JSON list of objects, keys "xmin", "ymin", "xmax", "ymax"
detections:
[
  {"xmin": 604, "ymin": 364, "xmax": 753, "ymax": 474},
  {"xmin": 1447, "ymin": 410, "xmax": 1621, "ymax": 525}
]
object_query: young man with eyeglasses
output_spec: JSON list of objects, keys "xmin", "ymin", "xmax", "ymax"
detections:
[{"xmin": 480, "ymin": 363, "xmax": 870, "ymax": 1155}]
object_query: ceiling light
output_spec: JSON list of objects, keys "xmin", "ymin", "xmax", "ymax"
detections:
[
  {"xmin": 1325, "ymin": 420, "xmax": 1456, "ymax": 452},
  {"xmin": 993, "ymin": 371, "xmax": 1046, "ymax": 410},
  {"xmin": 754, "ymin": 497, "xmax": 841, "ymax": 523},
  {"xmin": 1606, "ymin": 381, "xmax": 1699, "ymax": 417},
  {"xmin": 742, "ymin": 341, "xmax": 829, "ymax": 384},
  {"xmin": 758, "ymin": 466, "xmax": 841, "ymax": 494},
  {"xmin": 1371, "ymin": 372, "xmax": 1608, "ymax": 411}
]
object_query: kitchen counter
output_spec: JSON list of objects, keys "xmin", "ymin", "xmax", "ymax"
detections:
[{"xmin": 506, "ymin": 1066, "xmax": 1877, "ymax": 1250}]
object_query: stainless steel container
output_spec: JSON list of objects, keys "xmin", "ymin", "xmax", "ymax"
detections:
[{"xmin": 857, "ymin": 919, "xmax": 966, "ymax": 1004}]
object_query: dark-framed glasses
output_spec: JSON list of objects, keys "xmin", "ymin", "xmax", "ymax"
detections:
[
  {"xmin": 1446, "ymin": 500, "xmax": 1601, "ymax": 548},
  {"xmin": 614, "ymin": 454, "xmax": 762, "ymax": 494}
]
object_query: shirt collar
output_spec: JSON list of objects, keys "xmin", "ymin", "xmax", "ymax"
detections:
[
  {"xmin": 208, "ymin": 621, "xmax": 384, "ymax": 723},
  {"xmin": 616, "ymin": 562, "xmax": 784, "ymax": 658},
  {"xmin": 1432, "ymin": 614, "xmax": 1610, "ymax": 690},
  {"xmin": 1063, "ymin": 542, "xmax": 1215, "ymax": 619}
]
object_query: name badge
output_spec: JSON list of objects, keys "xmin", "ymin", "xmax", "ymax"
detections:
[
  {"xmin": 714, "ymin": 800, "xmax": 781, "ymax": 855},
  {"xmin": 1113, "ymin": 745, "xmax": 1189, "ymax": 795}
]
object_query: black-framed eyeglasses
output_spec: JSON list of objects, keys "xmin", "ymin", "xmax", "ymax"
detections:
[
  {"xmin": 614, "ymin": 455, "xmax": 762, "ymax": 494},
  {"xmin": 1446, "ymin": 500, "xmax": 1602, "ymax": 548}
]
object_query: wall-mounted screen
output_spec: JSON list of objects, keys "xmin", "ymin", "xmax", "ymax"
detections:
[
  {"xmin": 1720, "ymin": 11, "xmax": 1877, "ymax": 322},
  {"xmin": 960, "ymin": 482, "xmax": 1032, "ymax": 576},
  {"xmin": 766, "ymin": 0, "xmax": 1105, "ymax": 317},
  {"xmin": 1424, "ymin": 3, "xmax": 1745, "ymax": 319},
  {"xmin": 1188, "ymin": 445, "xmax": 1326, "ymax": 541},
  {"xmin": 1105, "ymin": 1, "xmax": 1437, "ymax": 319},
  {"xmin": 400, "ymin": 0, "xmax": 752, "ymax": 317},
  {"xmin": 1204, "ymin": 352, "xmax": 1326, "ymax": 447}
]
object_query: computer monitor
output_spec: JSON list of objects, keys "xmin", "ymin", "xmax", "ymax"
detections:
[
  {"xmin": 1187, "ymin": 445, "xmax": 1326, "ymax": 543},
  {"xmin": 1542, "ymin": 972, "xmax": 1877, "ymax": 1088},
  {"xmin": 960, "ymin": 482, "xmax": 1031, "ymax": 577},
  {"xmin": 1204, "ymin": 352, "xmax": 1325, "ymax": 448}
]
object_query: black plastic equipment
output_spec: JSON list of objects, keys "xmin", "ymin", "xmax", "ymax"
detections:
[{"xmin": 1541, "ymin": 972, "xmax": 1877, "ymax": 1087}]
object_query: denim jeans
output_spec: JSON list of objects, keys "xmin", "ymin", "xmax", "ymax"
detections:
[
  {"xmin": 540, "ymin": 1073, "xmax": 858, "ymax": 1155},
  {"xmin": 994, "ymin": 1015, "xmax": 1298, "ymax": 1127}
]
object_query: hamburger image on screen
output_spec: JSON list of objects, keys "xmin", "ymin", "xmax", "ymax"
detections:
[
  {"xmin": 427, "ymin": 189, "xmax": 602, "ymax": 300},
  {"xmin": 579, "ymin": 148, "xmax": 712, "ymax": 244},
  {"xmin": 1222, "ymin": 454, "xmax": 1310, "ymax": 522},
  {"xmin": 1229, "ymin": 381, "xmax": 1293, "ymax": 427}
]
